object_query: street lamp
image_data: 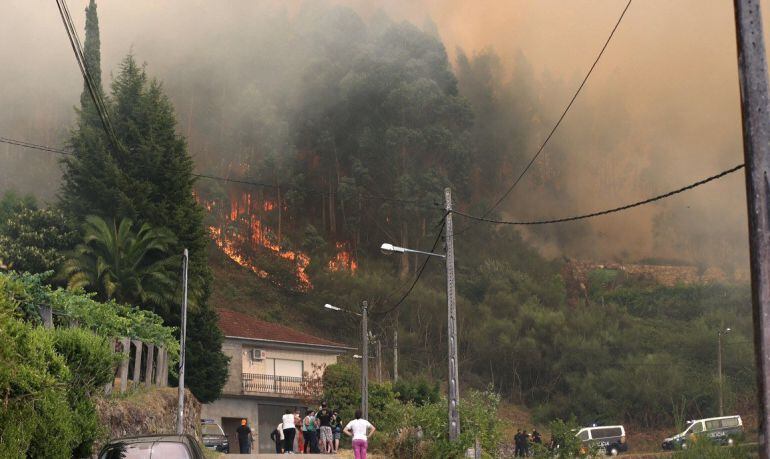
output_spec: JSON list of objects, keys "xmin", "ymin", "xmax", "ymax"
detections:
[
  {"xmin": 380, "ymin": 243, "xmax": 446, "ymax": 258},
  {"xmin": 380, "ymin": 186, "xmax": 461, "ymax": 441},
  {"xmin": 718, "ymin": 327, "xmax": 732, "ymax": 416},
  {"xmin": 324, "ymin": 301, "xmax": 368, "ymax": 419}
]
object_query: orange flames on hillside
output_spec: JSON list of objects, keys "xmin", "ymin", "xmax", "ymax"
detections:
[
  {"xmin": 199, "ymin": 187, "xmax": 357, "ymax": 289},
  {"xmin": 328, "ymin": 242, "xmax": 358, "ymax": 272}
]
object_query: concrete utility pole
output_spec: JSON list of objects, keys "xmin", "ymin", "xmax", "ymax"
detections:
[
  {"xmin": 393, "ymin": 327, "xmax": 399, "ymax": 383},
  {"xmin": 445, "ymin": 187, "xmax": 461, "ymax": 441},
  {"xmin": 718, "ymin": 331, "xmax": 723, "ymax": 416},
  {"xmin": 377, "ymin": 339, "xmax": 383, "ymax": 383},
  {"xmin": 733, "ymin": 0, "xmax": 770, "ymax": 456},
  {"xmin": 177, "ymin": 249, "xmax": 189, "ymax": 435},
  {"xmin": 361, "ymin": 300, "xmax": 369, "ymax": 420}
]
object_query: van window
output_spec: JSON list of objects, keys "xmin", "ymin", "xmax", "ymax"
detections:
[
  {"xmin": 577, "ymin": 430, "xmax": 590, "ymax": 441},
  {"xmin": 691, "ymin": 422, "xmax": 704, "ymax": 433},
  {"xmin": 722, "ymin": 417, "xmax": 740, "ymax": 427},
  {"xmin": 705, "ymin": 420, "xmax": 721, "ymax": 430},
  {"xmin": 591, "ymin": 427, "xmax": 622, "ymax": 439}
]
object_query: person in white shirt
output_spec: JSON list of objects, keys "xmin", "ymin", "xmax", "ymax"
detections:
[
  {"xmin": 281, "ymin": 409, "xmax": 299, "ymax": 453},
  {"xmin": 343, "ymin": 409, "xmax": 376, "ymax": 459}
]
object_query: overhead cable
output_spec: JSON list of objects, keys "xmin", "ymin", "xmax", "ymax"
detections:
[
  {"xmin": 372, "ymin": 219, "xmax": 447, "ymax": 318},
  {"xmin": 456, "ymin": 0, "xmax": 633, "ymax": 235},
  {"xmin": 451, "ymin": 164, "xmax": 745, "ymax": 226},
  {"xmin": 0, "ymin": 136, "xmax": 441, "ymax": 209}
]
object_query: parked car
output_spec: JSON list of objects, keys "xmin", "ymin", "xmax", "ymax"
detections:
[
  {"xmin": 661, "ymin": 415, "xmax": 743, "ymax": 450},
  {"xmin": 576, "ymin": 425, "xmax": 628, "ymax": 456},
  {"xmin": 201, "ymin": 418, "xmax": 230, "ymax": 453},
  {"xmin": 98, "ymin": 434, "xmax": 206, "ymax": 459}
]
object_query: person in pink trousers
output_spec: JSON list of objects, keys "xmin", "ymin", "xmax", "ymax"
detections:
[{"xmin": 343, "ymin": 409, "xmax": 376, "ymax": 459}]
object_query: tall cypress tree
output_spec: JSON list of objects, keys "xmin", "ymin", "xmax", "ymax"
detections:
[
  {"xmin": 59, "ymin": 4, "xmax": 228, "ymax": 402},
  {"xmin": 80, "ymin": 0, "xmax": 102, "ymax": 128}
]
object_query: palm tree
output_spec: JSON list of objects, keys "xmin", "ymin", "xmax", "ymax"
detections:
[{"xmin": 62, "ymin": 215, "xmax": 178, "ymax": 313}]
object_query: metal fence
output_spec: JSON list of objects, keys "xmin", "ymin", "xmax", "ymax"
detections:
[{"xmin": 242, "ymin": 373, "xmax": 304, "ymax": 396}]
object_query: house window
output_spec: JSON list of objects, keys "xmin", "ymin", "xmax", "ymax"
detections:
[{"xmin": 264, "ymin": 358, "xmax": 303, "ymax": 377}]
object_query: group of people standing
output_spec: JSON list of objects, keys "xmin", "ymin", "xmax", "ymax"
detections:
[
  {"xmin": 270, "ymin": 402, "xmax": 375, "ymax": 458},
  {"xmin": 513, "ymin": 428, "xmax": 542, "ymax": 457}
]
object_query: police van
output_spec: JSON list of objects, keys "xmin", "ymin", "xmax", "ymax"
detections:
[
  {"xmin": 576, "ymin": 425, "xmax": 628, "ymax": 456},
  {"xmin": 661, "ymin": 415, "xmax": 743, "ymax": 450}
]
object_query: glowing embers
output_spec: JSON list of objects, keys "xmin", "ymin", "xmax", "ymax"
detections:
[{"xmin": 328, "ymin": 242, "xmax": 358, "ymax": 272}]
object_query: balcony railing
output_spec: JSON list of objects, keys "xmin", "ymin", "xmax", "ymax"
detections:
[{"xmin": 242, "ymin": 373, "xmax": 305, "ymax": 396}]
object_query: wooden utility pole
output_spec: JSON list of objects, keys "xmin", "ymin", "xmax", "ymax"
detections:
[
  {"xmin": 376, "ymin": 339, "xmax": 383, "ymax": 383},
  {"xmin": 445, "ymin": 187, "xmax": 461, "ymax": 441},
  {"xmin": 733, "ymin": 0, "xmax": 770, "ymax": 456}
]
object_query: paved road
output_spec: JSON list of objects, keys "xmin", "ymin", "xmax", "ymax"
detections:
[{"xmin": 223, "ymin": 455, "xmax": 343, "ymax": 458}]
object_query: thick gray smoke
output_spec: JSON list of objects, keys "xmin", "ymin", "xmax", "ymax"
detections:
[{"xmin": 1, "ymin": 0, "xmax": 768, "ymax": 272}]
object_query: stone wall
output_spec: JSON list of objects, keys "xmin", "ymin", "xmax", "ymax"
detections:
[{"xmin": 94, "ymin": 387, "xmax": 201, "ymax": 449}]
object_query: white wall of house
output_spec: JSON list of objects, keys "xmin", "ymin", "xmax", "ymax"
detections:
[{"xmin": 241, "ymin": 346, "xmax": 340, "ymax": 377}]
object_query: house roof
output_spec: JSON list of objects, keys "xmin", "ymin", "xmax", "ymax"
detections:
[{"xmin": 217, "ymin": 309, "xmax": 350, "ymax": 350}]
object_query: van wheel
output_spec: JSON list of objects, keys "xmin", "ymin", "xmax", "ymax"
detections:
[{"xmin": 610, "ymin": 447, "xmax": 619, "ymax": 456}]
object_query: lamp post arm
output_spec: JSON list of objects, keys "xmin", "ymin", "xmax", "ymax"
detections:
[{"xmin": 402, "ymin": 247, "xmax": 446, "ymax": 258}]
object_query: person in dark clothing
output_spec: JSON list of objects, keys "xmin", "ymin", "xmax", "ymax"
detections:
[
  {"xmin": 522, "ymin": 430, "xmax": 530, "ymax": 456},
  {"xmin": 532, "ymin": 429, "xmax": 542, "ymax": 445},
  {"xmin": 317, "ymin": 402, "xmax": 333, "ymax": 453},
  {"xmin": 514, "ymin": 429, "xmax": 523, "ymax": 457},
  {"xmin": 270, "ymin": 426, "xmax": 283, "ymax": 454},
  {"xmin": 236, "ymin": 419, "xmax": 253, "ymax": 454}
]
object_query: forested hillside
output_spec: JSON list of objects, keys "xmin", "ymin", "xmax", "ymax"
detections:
[
  {"xmin": 0, "ymin": 0, "xmax": 757, "ymax": 434},
  {"xmin": 185, "ymin": 5, "xmax": 757, "ymax": 429}
]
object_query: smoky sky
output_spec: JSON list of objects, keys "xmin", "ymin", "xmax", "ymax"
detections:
[{"xmin": 1, "ymin": 0, "xmax": 769, "ymax": 271}]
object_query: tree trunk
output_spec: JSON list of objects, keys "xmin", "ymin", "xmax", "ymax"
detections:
[
  {"xmin": 277, "ymin": 185, "xmax": 282, "ymax": 245},
  {"xmin": 399, "ymin": 220, "xmax": 409, "ymax": 279}
]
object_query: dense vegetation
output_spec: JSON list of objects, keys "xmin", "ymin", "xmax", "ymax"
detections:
[
  {"xmin": 320, "ymin": 363, "xmax": 505, "ymax": 458},
  {"xmin": 0, "ymin": 270, "xmax": 177, "ymax": 458},
  {"xmin": 183, "ymin": 4, "xmax": 757, "ymax": 431},
  {"xmin": 0, "ymin": 2, "xmax": 759, "ymax": 452},
  {"xmin": 56, "ymin": 0, "xmax": 227, "ymax": 403}
]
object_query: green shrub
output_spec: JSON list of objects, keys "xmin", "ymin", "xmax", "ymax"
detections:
[
  {"xmin": 396, "ymin": 388, "xmax": 505, "ymax": 458},
  {"xmin": 0, "ymin": 275, "xmax": 117, "ymax": 457},
  {"xmin": 52, "ymin": 327, "xmax": 117, "ymax": 392},
  {"xmin": 0, "ymin": 278, "xmax": 77, "ymax": 457},
  {"xmin": 393, "ymin": 377, "xmax": 440, "ymax": 405},
  {"xmin": 52, "ymin": 327, "xmax": 116, "ymax": 455},
  {"xmin": 672, "ymin": 437, "xmax": 755, "ymax": 458}
]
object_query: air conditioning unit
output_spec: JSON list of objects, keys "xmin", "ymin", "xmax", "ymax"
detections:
[{"xmin": 251, "ymin": 349, "xmax": 266, "ymax": 361}]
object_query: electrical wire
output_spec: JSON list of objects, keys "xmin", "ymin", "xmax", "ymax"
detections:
[
  {"xmin": 0, "ymin": 136, "xmax": 442, "ymax": 209},
  {"xmin": 56, "ymin": 0, "xmax": 121, "ymax": 152},
  {"xmin": 451, "ymin": 163, "xmax": 745, "ymax": 226},
  {"xmin": 455, "ymin": 0, "xmax": 633, "ymax": 236},
  {"xmin": 372, "ymin": 220, "xmax": 446, "ymax": 318}
]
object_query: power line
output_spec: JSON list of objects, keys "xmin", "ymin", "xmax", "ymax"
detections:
[
  {"xmin": 0, "ymin": 136, "xmax": 441, "ymax": 209},
  {"xmin": 56, "ymin": 0, "xmax": 121, "ymax": 152},
  {"xmin": 372, "ymin": 221, "xmax": 446, "ymax": 318},
  {"xmin": 455, "ymin": 0, "xmax": 633, "ymax": 236},
  {"xmin": 451, "ymin": 164, "xmax": 745, "ymax": 226}
]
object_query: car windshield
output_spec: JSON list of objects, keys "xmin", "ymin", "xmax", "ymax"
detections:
[
  {"xmin": 202, "ymin": 424, "xmax": 224, "ymax": 436},
  {"xmin": 100, "ymin": 441, "xmax": 191, "ymax": 459}
]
